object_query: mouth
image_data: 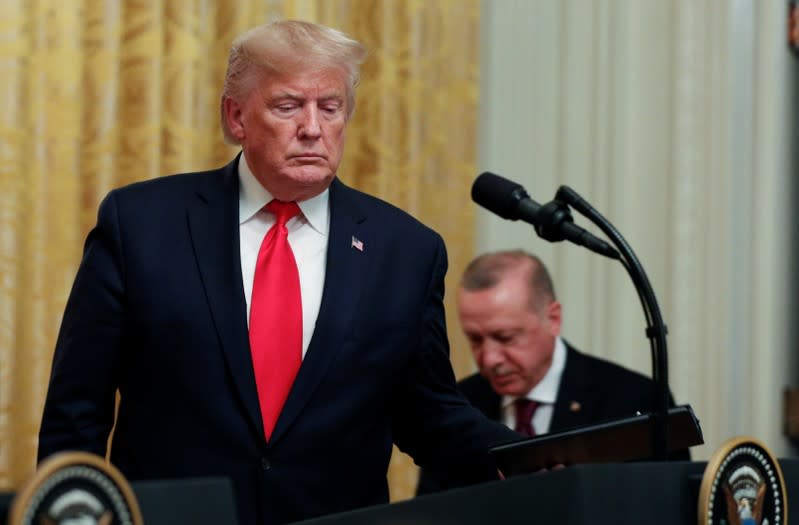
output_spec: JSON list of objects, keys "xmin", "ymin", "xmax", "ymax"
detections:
[
  {"xmin": 290, "ymin": 153, "xmax": 326, "ymax": 162},
  {"xmin": 488, "ymin": 369, "xmax": 516, "ymax": 387}
]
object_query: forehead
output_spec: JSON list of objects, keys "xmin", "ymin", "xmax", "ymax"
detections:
[
  {"xmin": 458, "ymin": 286, "xmax": 534, "ymax": 328},
  {"xmin": 261, "ymin": 67, "xmax": 348, "ymax": 97},
  {"xmin": 460, "ymin": 274, "xmax": 531, "ymax": 309}
]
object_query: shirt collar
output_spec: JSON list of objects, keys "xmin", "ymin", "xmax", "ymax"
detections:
[
  {"xmin": 238, "ymin": 152, "xmax": 330, "ymax": 234},
  {"xmin": 503, "ymin": 336, "xmax": 567, "ymax": 408}
]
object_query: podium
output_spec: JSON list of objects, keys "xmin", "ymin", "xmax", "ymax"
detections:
[
  {"xmin": 295, "ymin": 460, "xmax": 799, "ymax": 525},
  {"xmin": 4, "ymin": 460, "xmax": 798, "ymax": 524}
]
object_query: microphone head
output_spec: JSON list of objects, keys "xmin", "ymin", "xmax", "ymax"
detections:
[{"xmin": 471, "ymin": 172, "xmax": 527, "ymax": 220}]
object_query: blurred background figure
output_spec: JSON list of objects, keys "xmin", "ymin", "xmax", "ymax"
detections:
[{"xmin": 417, "ymin": 251, "xmax": 689, "ymax": 495}]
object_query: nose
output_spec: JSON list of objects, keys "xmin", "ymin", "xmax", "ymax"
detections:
[
  {"xmin": 298, "ymin": 106, "xmax": 322, "ymax": 139},
  {"xmin": 478, "ymin": 341, "xmax": 504, "ymax": 369}
]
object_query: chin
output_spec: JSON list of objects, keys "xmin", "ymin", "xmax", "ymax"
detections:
[
  {"xmin": 269, "ymin": 171, "xmax": 334, "ymax": 201},
  {"xmin": 491, "ymin": 383, "xmax": 519, "ymax": 397},
  {"xmin": 287, "ymin": 167, "xmax": 335, "ymax": 185}
]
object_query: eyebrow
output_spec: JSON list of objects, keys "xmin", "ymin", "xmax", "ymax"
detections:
[{"xmin": 270, "ymin": 89, "xmax": 344, "ymax": 101}]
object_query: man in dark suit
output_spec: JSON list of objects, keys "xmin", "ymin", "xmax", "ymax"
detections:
[
  {"xmin": 38, "ymin": 20, "xmax": 520, "ymax": 525},
  {"xmin": 417, "ymin": 250, "xmax": 689, "ymax": 495}
]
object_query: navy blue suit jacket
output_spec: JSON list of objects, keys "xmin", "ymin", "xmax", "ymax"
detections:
[
  {"xmin": 39, "ymin": 157, "xmax": 520, "ymax": 525},
  {"xmin": 416, "ymin": 343, "xmax": 690, "ymax": 495}
]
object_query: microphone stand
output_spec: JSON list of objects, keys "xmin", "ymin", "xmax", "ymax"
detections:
[{"xmin": 536, "ymin": 186, "xmax": 670, "ymax": 461}]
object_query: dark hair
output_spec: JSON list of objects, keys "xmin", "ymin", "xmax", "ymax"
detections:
[{"xmin": 460, "ymin": 250, "xmax": 556, "ymax": 311}]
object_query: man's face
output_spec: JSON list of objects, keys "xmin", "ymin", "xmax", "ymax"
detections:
[
  {"xmin": 458, "ymin": 274, "xmax": 561, "ymax": 397},
  {"xmin": 225, "ymin": 67, "xmax": 349, "ymax": 201}
]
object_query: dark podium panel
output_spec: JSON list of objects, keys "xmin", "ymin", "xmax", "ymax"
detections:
[
  {"xmin": 490, "ymin": 405, "xmax": 702, "ymax": 474},
  {"xmin": 131, "ymin": 477, "xmax": 239, "ymax": 525},
  {"xmin": 295, "ymin": 460, "xmax": 799, "ymax": 525},
  {"xmin": 0, "ymin": 477, "xmax": 237, "ymax": 525}
]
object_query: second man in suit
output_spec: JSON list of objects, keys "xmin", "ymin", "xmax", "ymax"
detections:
[{"xmin": 417, "ymin": 250, "xmax": 689, "ymax": 495}]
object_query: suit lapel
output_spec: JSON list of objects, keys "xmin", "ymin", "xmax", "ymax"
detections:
[
  {"xmin": 270, "ymin": 178, "xmax": 371, "ymax": 443},
  {"xmin": 186, "ymin": 158, "xmax": 264, "ymax": 439},
  {"xmin": 550, "ymin": 344, "xmax": 597, "ymax": 430}
]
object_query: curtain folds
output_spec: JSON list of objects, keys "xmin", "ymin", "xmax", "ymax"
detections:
[{"xmin": 0, "ymin": 0, "xmax": 479, "ymax": 502}]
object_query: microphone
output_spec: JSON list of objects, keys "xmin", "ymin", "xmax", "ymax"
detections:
[{"xmin": 471, "ymin": 172, "xmax": 619, "ymax": 259}]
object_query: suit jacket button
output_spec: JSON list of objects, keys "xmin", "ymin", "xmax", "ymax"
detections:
[{"xmin": 261, "ymin": 457, "xmax": 271, "ymax": 470}]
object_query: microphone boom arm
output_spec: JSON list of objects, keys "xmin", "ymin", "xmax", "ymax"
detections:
[{"xmin": 554, "ymin": 185, "xmax": 670, "ymax": 461}]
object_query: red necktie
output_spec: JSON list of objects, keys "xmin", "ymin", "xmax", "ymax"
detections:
[
  {"xmin": 513, "ymin": 399, "xmax": 539, "ymax": 437},
  {"xmin": 249, "ymin": 200, "xmax": 302, "ymax": 441}
]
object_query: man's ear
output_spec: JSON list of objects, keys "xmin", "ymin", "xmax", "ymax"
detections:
[
  {"xmin": 547, "ymin": 301, "xmax": 562, "ymax": 336},
  {"xmin": 222, "ymin": 97, "xmax": 245, "ymax": 140}
]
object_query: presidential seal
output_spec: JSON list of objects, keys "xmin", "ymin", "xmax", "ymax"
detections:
[
  {"xmin": 9, "ymin": 452, "xmax": 143, "ymax": 525},
  {"xmin": 698, "ymin": 437, "xmax": 788, "ymax": 525}
]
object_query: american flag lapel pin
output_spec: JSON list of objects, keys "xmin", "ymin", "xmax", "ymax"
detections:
[{"xmin": 351, "ymin": 235, "xmax": 364, "ymax": 252}]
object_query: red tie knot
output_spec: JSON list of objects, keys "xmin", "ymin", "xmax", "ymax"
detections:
[{"xmin": 266, "ymin": 200, "xmax": 301, "ymax": 226}]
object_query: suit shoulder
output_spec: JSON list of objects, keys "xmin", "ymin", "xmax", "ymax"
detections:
[
  {"xmin": 333, "ymin": 179, "xmax": 443, "ymax": 242},
  {"xmin": 457, "ymin": 372, "xmax": 487, "ymax": 390},
  {"xmin": 568, "ymin": 346, "xmax": 653, "ymax": 388},
  {"xmin": 457, "ymin": 373, "xmax": 493, "ymax": 399},
  {"xmin": 108, "ymin": 169, "xmax": 223, "ymax": 200}
]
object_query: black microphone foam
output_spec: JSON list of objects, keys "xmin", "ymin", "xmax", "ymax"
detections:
[
  {"xmin": 470, "ymin": 171, "xmax": 620, "ymax": 260},
  {"xmin": 471, "ymin": 172, "xmax": 529, "ymax": 221}
]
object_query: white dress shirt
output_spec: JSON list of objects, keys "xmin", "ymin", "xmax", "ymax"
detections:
[
  {"xmin": 501, "ymin": 336, "xmax": 568, "ymax": 434},
  {"xmin": 238, "ymin": 155, "xmax": 329, "ymax": 358}
]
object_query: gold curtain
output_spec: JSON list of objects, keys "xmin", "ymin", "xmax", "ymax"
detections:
[{"xmin": 0, "ymin": 0, "xmax": 479, "ymax": 502}]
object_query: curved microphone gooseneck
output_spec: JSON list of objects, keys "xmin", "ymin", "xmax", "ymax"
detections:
[
  {"xmin": 555, "ymin": 185, "xmax": 670, "ymax": 461},
  {"xmin": 471, "ymin": 172, "xmax": 669, "ymax": 460}
]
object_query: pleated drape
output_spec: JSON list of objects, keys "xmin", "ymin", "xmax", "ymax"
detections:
[{"xmin": 0, "ymin": 0, "xmax": 479, "ymax": 501}]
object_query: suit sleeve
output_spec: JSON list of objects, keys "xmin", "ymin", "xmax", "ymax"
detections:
[
  {"xmin": 38, "ymin": 191, "xmax": 126, "ymax": 461},
  {"xmin": 415, "ymin": 465, "xmax": 446, "ymax": 496},
  {"xmin": 389, "ymin": 235, "xmax": 520, "ymax": 487}
]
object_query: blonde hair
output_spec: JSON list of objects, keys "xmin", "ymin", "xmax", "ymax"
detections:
[{"xmin": 220, "ymin": 20, "xmax": 368, "ymax": 144}]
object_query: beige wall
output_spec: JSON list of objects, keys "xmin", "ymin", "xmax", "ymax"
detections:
[{"xmin": 477, "ymin": 0, "xmax": 798, "ymax": 459}]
